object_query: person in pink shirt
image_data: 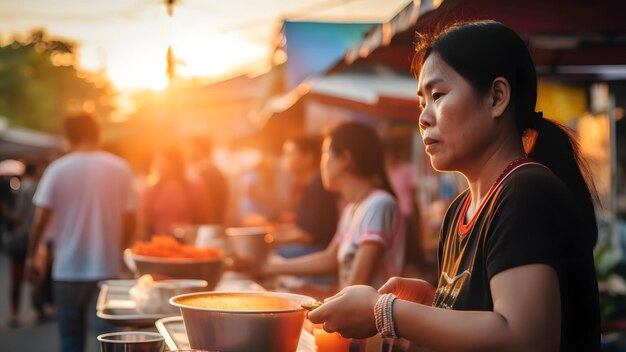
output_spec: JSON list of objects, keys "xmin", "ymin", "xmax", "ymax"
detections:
[{"xmin": 139, "ymin": 145, "xmax": 210, "ymax": 238}]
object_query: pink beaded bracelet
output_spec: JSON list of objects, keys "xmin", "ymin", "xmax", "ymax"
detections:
[{"xmin": 374, "ymin": 293, "xmax": 398, "ymax": 339}]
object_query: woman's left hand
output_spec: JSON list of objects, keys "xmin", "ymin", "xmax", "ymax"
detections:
[{"xmin": 307, "ymin": 285, "xmax": 380, "ymax": 339}]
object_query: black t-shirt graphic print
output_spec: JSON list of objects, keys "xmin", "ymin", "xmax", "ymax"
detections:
[{"xmin": 433, "ymin": 162, "xmax": 600, "ymax": 351}]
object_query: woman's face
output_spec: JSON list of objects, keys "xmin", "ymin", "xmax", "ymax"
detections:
[
  {"xmin": 281, "ymin": 141, "xmax": 310, "ymax": 176},
  {"xmin": 320, "ymin": 137, "xmax": 347, "ymax": 191},
  {"xmin": 417, "ymin": 53, "xmax": 495, "ymax": 172}
]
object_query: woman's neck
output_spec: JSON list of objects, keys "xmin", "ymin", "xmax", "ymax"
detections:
[
  {"xmin": 465, "ymin": 147, "xmax": 525, "ymax": 216},
  {"xmin": 340, "ymin": 176, "xmax": 376, "ymax": 203}
]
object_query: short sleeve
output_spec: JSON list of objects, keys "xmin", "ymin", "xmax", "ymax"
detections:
[
  {"xmin": 485, "ymin": 172, "xmax": 569, "ymax": 279},
  {"xmin": 33, "ymin": 165, "xmax": 56, "ymax": 208},
  {"xmin": 358, "ymin": 195, "xmax": 398, "ymax": 248}
]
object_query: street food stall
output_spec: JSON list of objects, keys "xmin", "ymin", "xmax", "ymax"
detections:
[{"xmin": 94, "ymin": 227, "xmax": 333, "ymax": 351}]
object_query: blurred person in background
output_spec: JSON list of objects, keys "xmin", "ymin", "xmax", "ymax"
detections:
[
  {"xmin": 184, "ymin": 136, "xmax": 229, "ymax": 225},
  {"xmin": 25, "ymin": 113, "xmax": 137, "ymax": 352},
  {"xmin": 139, "ymin": 144, "xmax": 211, "ymax": 239},
  {"xmin": 32, "ymin": 233, "xmax": 55, "ymax": 323},
  {"xmin": 275, "ymin": 136, "xmax": 338, "ymax": 255},
  {"xmin": 0, "ymin": 175, "xmax": 16, "ymax": 252},
  {"xmin": 385, "ymin": 137, "xmax": 431, "ymax": 282},
  {"xmin": 238, "ymin": 154, "xmax": 278, "ymax": 226},
  {"xmin": 274, "ymin": 136, "xmax": 339, "ymax": 286},
  {"xmin": 4, "ymin": 161, "xmax": 45, "ymax": 327},
  {"xmin": 308, "ymin": 21, "xmax": 600, "ymax": 351},
  {"xmin": 236, "ymin": 122, "xmax": 405, "ymax": 297}
]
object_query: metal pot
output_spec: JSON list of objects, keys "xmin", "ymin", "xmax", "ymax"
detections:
[
  {"xmin": 170, "ymin": 291, "xmax": 315, "ymax": 352},
  {"xmin": 97, "ymin": 331, "xmax": 165, "ymax": 352},
  {"xmin": 125, "ymin": 249, "xmax": 224, "ymax": 289},
  {"xmin": 225, "ymin": 226, "xmax": 273, "ymax": 265}
]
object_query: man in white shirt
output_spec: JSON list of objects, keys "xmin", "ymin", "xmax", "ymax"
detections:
[{"xmin": 26, "ymin": 113, "xmax": 136, "ymax": 352}]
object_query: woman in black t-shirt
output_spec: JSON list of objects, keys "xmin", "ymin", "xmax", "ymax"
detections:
[{"xmin": 308, "ymin": 21, "xmax": 600, "ymax": 351}]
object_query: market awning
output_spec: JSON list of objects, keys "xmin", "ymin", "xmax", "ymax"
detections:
[
  {"xmin": 343, "ymin": 0, "xmax": 626, "ymax": 76},
  {"xmin": 0, "ymin": 118, "xmax": 62, "ymax": 159},
  {"xmin": 308, "ymin": 65, "xmax": 419, "ymax": 121}
]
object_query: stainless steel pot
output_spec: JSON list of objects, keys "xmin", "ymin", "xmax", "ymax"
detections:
[
  {"xmin": 97, "ymin": 331, "xmax": 165, "ymax": 352},
  {"xmin": 125, "ymin": 249, "xmax": 224, "ymax": 289},
  {"xmin": 225, "ymin": 226, "xmax": 272, "ymax": 265},
  {"xmin": 170, "ymin": 291, "xmax": 315, "ymax": 352}
]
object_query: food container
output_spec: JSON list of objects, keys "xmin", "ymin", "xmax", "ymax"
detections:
[
  {"xmin": 97, "ymin": 331, "xmax": 165, "ymax": 352},
  {"xmin": 129, "ymin": 276, "xmax": 209, "ymax": 314},
  {"xmin": 225, "ymin": 226, "xmax": 273, "ymax": 265},
  {"xmin": 195, "ymin": 225, "xmax": 232, "ymax": 256},
  {"xmin": 124, "ymin": 249, "xmax": 224, "ymax": 289},
  {"xmin": 170, "ymin": 291, "xmax": 315, "ymax": 352},
  {"xmin": 96, "ymin": 278, "xmax": 267, "ymax": 327}
]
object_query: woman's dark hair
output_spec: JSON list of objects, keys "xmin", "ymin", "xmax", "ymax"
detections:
[
  {"xmin": 413, "ymin": 20, "xmax": 597, "ymax": 246},
  {"xmin": 289, "ymin": 135, "xmax": 323, "ymax": 165},
  {"xmin": 329, "ymin": 121, "xmax": 396, "ymax": 198}
]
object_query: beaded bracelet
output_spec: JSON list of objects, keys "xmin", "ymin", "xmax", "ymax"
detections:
[
  {"xmin": 374, "ymin": 294, "xmax": 386, "ymax": 335},
  {"xmin": 374, "ymin": 293, "xmax": 398, "ymax": 339},
  {"xmin": 385, "ymin": 294, "xmax": 398, "ymax": 339}
]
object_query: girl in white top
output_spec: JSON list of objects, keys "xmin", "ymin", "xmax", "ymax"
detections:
[
  {"xmin": 260, "ymin": 121, "xmax": 405, "ymax": 290},
  {"xmin": 336, "ymin": 189, "xmax": 404, "ymax": 289}
]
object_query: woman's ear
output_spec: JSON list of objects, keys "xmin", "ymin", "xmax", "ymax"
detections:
[{"xmin": 490, "ymin": 77, "xmax": 511, "ymax": 119}]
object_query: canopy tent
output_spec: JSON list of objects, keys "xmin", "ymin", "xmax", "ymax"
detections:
[
  {"xmin": 0, "ymin": 118, "xmax": 62, "ymax": 160},
  {"xmin": 250, "ymin": 64, "xmax": 420, "ymax": 143},
  {"xmin": 343, "ymin": 0, "xmax": 626, "ymax": 79}
]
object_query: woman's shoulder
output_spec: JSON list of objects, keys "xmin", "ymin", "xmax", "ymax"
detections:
[
  {"xmin": 366, "ymin": 189, "xmax": 397, "ymax": 206},
  {"xmin": 358, "ymin": 190, "xmax": 399, "ymax": 216},
  {"xmin": 505, "ymin": 163, "xmax": 565, "ymax": 189},
  {"xmin": 499, "ymin": 163, "xmax": 575, "ymax": 206}
]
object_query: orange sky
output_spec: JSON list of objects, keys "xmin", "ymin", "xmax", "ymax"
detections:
[{"xmin": 0, "ymin": 0, "xmax": 410, "ymax": 91}]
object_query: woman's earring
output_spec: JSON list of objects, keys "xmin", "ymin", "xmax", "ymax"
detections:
[{"xmin": 522, "ymin": 129, "xmax": 538, "ymax": 155}]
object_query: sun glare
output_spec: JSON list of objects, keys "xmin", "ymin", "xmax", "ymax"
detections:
[
  {"xmin": 172, "ymin": 31, "xmax": 268, "ymax": 79},
  {"xmin": 93, "ymin": 29, "xmax": 269, "ymax": 92},
  {"xmin": 107, "ymin": 61, "xmax": 169, "ymax": 92}
]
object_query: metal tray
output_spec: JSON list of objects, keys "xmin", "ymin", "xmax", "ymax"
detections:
[
  {"xmin": 155, "ymin": 316, "xmax": 316, "ymax": 352},
  {"xmin": 97, "ymin": 278, "xmax": 266, "ymax": 327}
]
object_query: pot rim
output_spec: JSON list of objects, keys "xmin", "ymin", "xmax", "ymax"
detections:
[
  {"xmin": 154, "ymin": 279, "xmax": 209, "ymax": 289},
  {"xmin": 169, "ymin": 291, "xmax": 316, "ymax": 314},
  {"xmin": 97, "ymin": 331, "xmax": 164, "ymax": 343},
  {"xmin": 127, "ymin": 248, "xmax": 223, "ymax": 264},
  {"xmin": 225, "ymin": 226, "xmax": 270, "ymax": 236}
]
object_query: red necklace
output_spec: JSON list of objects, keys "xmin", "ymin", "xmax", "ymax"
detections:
[{"xmin": 458, "ymin": 157, "xmax": 535, "ymax": 236}]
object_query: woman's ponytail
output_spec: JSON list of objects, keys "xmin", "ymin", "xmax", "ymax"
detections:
[{"xmin": 528, "ymin": 117, "xmax": 599, "ymax": 247}]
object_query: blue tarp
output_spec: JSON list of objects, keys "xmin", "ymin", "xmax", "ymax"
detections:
[{"xmin": 283, "ymin": 21, "xmax": 375, "ymax": 89}]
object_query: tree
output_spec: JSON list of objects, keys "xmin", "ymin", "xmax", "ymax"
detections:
[{"xmin": 0, "ymin": 29, "xmax": 115, "ymax": 133}]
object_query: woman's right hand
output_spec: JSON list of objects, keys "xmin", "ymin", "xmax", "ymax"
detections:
[{"xmin": 378, "ymin": 277, "xmax": 436, "ymax": 305}]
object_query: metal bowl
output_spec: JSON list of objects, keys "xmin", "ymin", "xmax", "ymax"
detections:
[
  {"xmin": 225, "ymin": 226, "xmax": 273, "ymax": 265},
  {"xmin": 97, "ymin": 331, "xmax": 165, "ymax": 352},
  {"xmin": 170, "ymin": 291, "xmax": 316, "ymax": 352},
  {"xmin": 125, "ymin": 249, "xmax": 224, "ymax": 290}
]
